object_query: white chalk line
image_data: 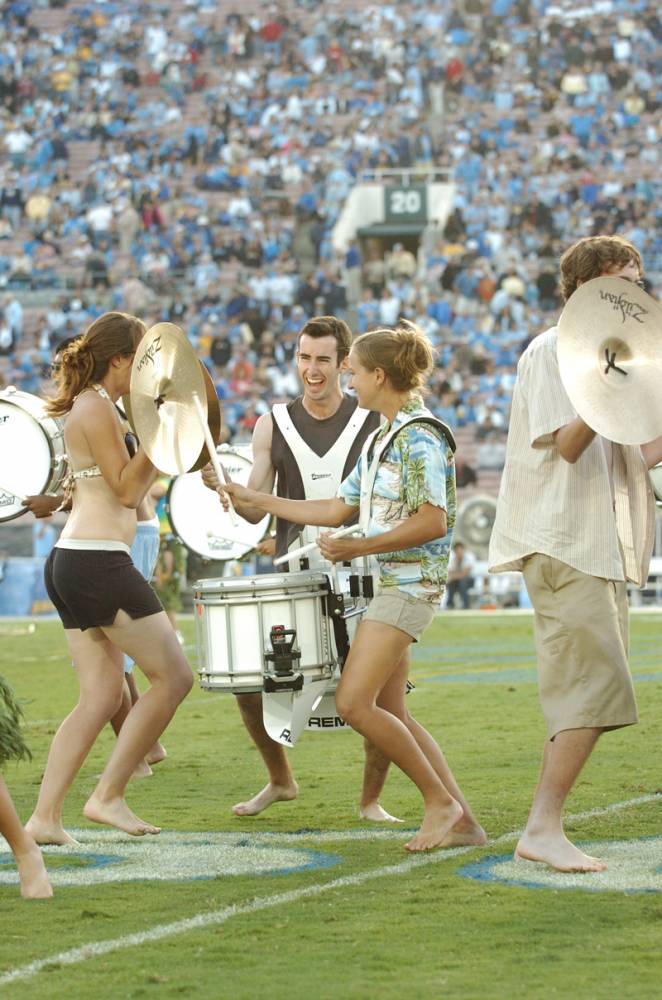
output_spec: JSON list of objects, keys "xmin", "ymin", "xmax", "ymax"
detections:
[{"xmin": 0, "ymin": 792, "xmax": 659, "ymax": 988}]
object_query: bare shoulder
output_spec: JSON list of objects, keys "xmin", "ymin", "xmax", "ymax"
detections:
[
  {"xmin": 71, "ymin": 389, "xmax": 111, "ymax": 418},
  {"xmin": 248, "ymin": 412, "xmax": 276, "ymax": 491},
  {"xmin": 252, "ymin": 411, "xmax": 274, "ymax": 452}
]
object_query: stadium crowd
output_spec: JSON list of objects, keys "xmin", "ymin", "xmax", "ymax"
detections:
[{"xmin": 0, "ymin": 0, "xmax": 660, "ymax": 485}]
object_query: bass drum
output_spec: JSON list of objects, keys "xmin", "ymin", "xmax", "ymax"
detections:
[
  {"xmin": 0, "ymin": 388, "xmax": 67, "ymax": 522},
  {"xmin": 166, "ymin": 444, "xmax": 270, "ymax": 561}
]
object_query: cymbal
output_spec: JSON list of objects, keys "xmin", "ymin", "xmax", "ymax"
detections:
[
  {"xmin": 557, "ymin": 276, "xmax": 662, "ymax": 444},
  {"xmin": 189, "ymin": 362, "xmax": 222, "ymax": 473},
  {"xmin": 129, "ymin": 322, "xmax": 221, "ymax": 474}
]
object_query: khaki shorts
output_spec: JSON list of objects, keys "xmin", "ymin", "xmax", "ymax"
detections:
[
  {"xmin": 522, "ymin": 554, "xmax": 637, "ymax": 739},
  {"xmin": 362, "ymin": 589, "xmax": 436, "ymax": 642}
]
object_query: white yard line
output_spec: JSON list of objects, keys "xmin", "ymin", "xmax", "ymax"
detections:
[{"xmin": 0, "ymin": 793, "xmax": 658, "ymax": 988}]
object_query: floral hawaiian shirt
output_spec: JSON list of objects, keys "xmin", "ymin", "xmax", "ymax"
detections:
[{"xmin": 339, "ymin": 396, "xmax": 456, "ymax": 604}]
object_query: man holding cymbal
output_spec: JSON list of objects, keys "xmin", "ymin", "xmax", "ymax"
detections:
[{"xmin": 489, "ymin": 235, "xmax": 662, "ymax": 873}]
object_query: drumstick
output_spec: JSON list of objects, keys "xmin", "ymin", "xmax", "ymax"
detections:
[
  {"xmin": 273, "ymin": 525, "xmax": 362, "ymax": 566},
  {"xmin": 192, "ymin": 394, "xmax": 239, "ymax": 527}
]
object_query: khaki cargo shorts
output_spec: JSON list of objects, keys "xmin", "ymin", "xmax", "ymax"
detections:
[{"xmin": 522, "ymin": 554, "xmax": 637, "ymax": 739}]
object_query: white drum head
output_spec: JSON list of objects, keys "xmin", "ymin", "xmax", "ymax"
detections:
[
  {"xmin": 167, "ymin": 448, "xmax": 270, "ymax": 560},
  {"xmin": 0, "ymin": 397, "xmax": 53, "ymax": 521}
]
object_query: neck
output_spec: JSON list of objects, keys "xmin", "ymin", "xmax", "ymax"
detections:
[
  {"xmin": 381, "ymin": 390, "xmax": 412, "ymax": 423},
  {"xmin": 98, "ymin": 377, "xmax": 121, "ymax": 403},
  {"xmin": 301, "ymin": 387, "xmax": 345, "ymax": 420}
]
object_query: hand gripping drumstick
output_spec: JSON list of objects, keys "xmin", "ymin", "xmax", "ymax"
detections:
[
  {"xmin": 192, "ymin": 394, "xmax": 238, "ymax": 527},
  {"xmin": 273, "ymin": 525, "xmax": 362, "ymax": 567}
]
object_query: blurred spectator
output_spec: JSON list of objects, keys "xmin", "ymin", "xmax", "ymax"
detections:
[
  {"xmin": 446, "ymin": 542, "xmax": 476, "ymax": 610},
  {"xmin": 0, "ymin": 0, "xmax": 658, "ymax": 519}
]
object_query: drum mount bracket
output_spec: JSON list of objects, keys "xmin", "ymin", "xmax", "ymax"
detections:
[{"xmin": 264, "ymin": 626, "xmax": 304, "ymax": 693}]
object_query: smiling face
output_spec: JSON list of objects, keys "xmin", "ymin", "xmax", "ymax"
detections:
[
  {"xmin": 296, "ymin": 333, "xmax": 344, "ymax": 403},
  {"xmin": 346, "ymin": 348, "xmax": 380, "ymax": 411}
]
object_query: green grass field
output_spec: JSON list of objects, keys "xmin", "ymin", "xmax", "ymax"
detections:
[{"xmin": 1, "ymin": 612, "xmax": 661, "ymax": 999}]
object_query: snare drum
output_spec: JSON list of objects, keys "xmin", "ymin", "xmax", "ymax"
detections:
[
  {"xmin": 166, "ymin": 445, "xmax": 270, "ymax": 561},
  {"xmin": 195, "ymin": 570, "xmax": 335, "ymax": 693},
  {"xmin": 0, "ymin": 388, "xmax": 66, "ymax": 522}
]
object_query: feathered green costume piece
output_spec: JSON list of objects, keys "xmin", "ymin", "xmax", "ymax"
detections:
[{"xmin": 0, "ymin": 676, "xmax": 31, "ymax": 766}]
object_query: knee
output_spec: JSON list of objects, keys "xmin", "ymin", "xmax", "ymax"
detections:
[
  {"xmin": 336, "ymin": 691, "xmax": 366, "ymax": 729},
  {"xmin": 169, "ymin": 662, "xmax": 194, "ymax": 703},
  {"xmin": 81, "ymin": 687, "xmax": 124, "ymax": 722}
]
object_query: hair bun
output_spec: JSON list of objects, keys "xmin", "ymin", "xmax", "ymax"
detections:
[{"xmin": 62, "ymin": 338, "xmax": 91, "ymax": 368}]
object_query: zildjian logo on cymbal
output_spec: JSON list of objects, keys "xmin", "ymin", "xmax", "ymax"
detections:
[
  {"xmin": 598, "ymin": 290, "xmax": 648, "ymax": 325},
  {"xmin": 136, "ymin": 335, "xmax": 162, "ymax": 371}
]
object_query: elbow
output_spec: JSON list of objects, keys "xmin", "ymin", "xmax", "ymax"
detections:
[{"xmin": 117, "ymin": 489, "xmax": 141, "ymax": 509}]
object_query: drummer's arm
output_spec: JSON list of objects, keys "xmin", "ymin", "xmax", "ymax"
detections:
[
  {"xmin": 221, "ymin": 482, "xmax": 353, "ymax": 528},
  {"xmin": 22, "ymin": 494, "xmax": 67, "ymax": 518},
  {"xmin": 83, "ymin": 394, "xmax": 158, "ymax": 508},
  {"xmin": 235, "ymin": 413, "xmax": 278, "ymax": 523},
  {"xmin": 641, "ymin": 435, "xmax": 662, "ymax": 470},
  {"xmin": 553, "ymin": 417, "xmax": 596, "ymax": 464}
]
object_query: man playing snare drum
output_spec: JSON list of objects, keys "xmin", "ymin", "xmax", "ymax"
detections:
[{"xmin": 205, "ymin": 315, "xmax": 399, "ymax": 821}]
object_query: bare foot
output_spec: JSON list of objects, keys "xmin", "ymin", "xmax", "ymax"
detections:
[
  {"xmin": 146, "ymin": 744, "xmax": 167, "ymax": 766},
  {"xmin": 405, "ymin": 799, "xmax": 463, "ymax": 852},
  {"xmin": 232, "ymin": 780, "xmax": 299, "ymax": 817},
  {"xmin": 16, "ymin": 841, "xmax": 53, "ymax": 900},
  {"xmin": 359, "ymin": 802, "xmax": 403, "ymax": 824},
  {"xmin": 24, "ymin": 816, "xmax": 78, "ymax": 847},
  {"xmin": 83, "ymin": 795, "xmax": 161, "ymax": 836},
  {"xmin": 514, "ymin": 831, "xmax": 607, "ymax": 872},
  {"xmin": 440, "ymin": 817, "xmax": 488, "ymax": 848},
  {"xmin": 131, "ymin": 759, "xmax": 153, "ymax": 779}
]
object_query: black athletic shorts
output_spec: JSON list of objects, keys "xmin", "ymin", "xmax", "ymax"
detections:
[{"xmin": 45, "ymin": 546, "xmax": 163, "ymax": 631}]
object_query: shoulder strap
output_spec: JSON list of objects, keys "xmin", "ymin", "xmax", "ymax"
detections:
[
  {"xmin": 359, "ymin": 415, "xmax": 455, "ymax": 535},
  {"xmin": 367, "ymin": 415, "xmax": 456, "ymax": 463}
]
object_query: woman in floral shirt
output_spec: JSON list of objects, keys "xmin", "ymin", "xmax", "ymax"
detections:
[{"xmin": 220, "ymin": 324, "xmax": 485, "ymax": 853}]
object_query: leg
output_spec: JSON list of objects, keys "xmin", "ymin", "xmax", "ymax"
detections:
[
  {"xmin": 231, "ymin": 692, "xmax": 299, "ymax": 817},
  {"xmin": 518, "ymin": 557, "xmax": 634, "ymax": 872},
  {"xmin": 83, "ymin": 611, "xmax": 192, "ymax": 836},
  {"xmin": 108, "ymin": 676, "xmax": 153, "ymax": 778},
  {"xmin": 335, "ymin": 621, "xmax": 462, "ymax": 851},
  {"xmin": 377, "ymin": 651, "xmax": 486, "ymax": 847},
  {"xmin": 27, "ymin": 627, "xmax": 127, "ymax": 845},
  {"xmin": 515, "ymin": 727, "xmax": 605, "ymax": 872},
  {"xmin": 359, "ymin": 738, "xmax": 402, "ymax": 823},
  {"xmin": 446, "ymin": 581, "xmax": 458, "ymax": 608},
  {"xmin": 0, "ymin": 776, "xmax": 52, "ymax": 899},
  {"xmin": 125, "ymin": 672, "xmax": 168, "ymax": 767}
]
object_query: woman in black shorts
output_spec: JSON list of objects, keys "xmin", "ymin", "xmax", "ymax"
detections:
[{"xmin": 26, "ymin": 312, "xmax": 193, "ymax": 845}]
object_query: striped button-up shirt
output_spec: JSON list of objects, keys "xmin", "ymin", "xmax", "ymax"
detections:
[{"xmin": 488, "ymin": 326, "xmax": 655, "ymax": 587}]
